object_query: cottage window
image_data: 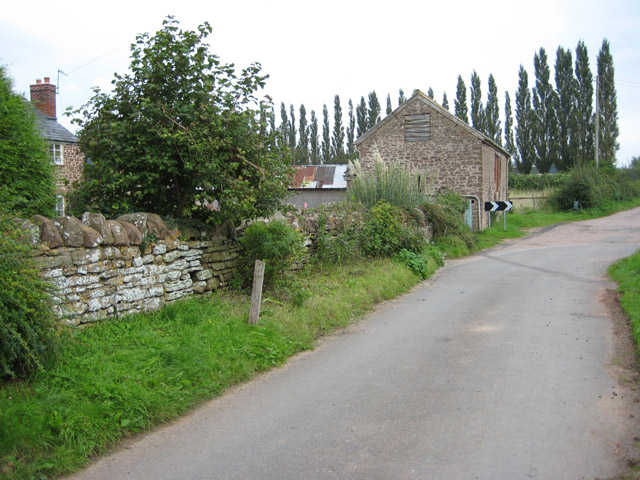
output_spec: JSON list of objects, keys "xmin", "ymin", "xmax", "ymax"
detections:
[
  {"xmin": 50, "ymin": 143, "xmax": 63, "ymax": 165},
  {"xmin": 404, "ymin": 114, "xmax": 431, "ymax": 142}
]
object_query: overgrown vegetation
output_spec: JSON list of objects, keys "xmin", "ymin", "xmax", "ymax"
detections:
[
  {"xmin": 509, "ymin": 172, "xmax": 569, "ymax": 191},
  {"xmin": 0, "ymin": 215, "xmax": 57, "ymax": 380}
]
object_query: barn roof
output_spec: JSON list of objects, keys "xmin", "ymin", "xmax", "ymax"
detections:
[{"xmin": 355, "ymin": 89, "xmax": 510, "ymax": 158}]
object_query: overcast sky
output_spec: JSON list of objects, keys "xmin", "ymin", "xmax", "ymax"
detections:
[{"xmin": 2, "ymin": 0, "xmax": 639, "ymax": 165}]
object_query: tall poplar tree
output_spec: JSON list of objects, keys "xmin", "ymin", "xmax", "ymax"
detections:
[
  {"xmin": 288, "ymin": 104, "xmax": 297, "ymax": 153},
  {"xmin": 574, "ymin": 40, "xmax": 594, "ymax": 165},
  {"xmin": 279, "ymin": 102, "xmax": 290, "ymax": 149},
  {"xmin": 554, "ymin": 46, "xmax": 578, "ymax": 170},
  {"xmin": 332, "ymin": 94, "xmax": 346, "ymax": 163},
  {"xmin": 398, "ymin": 89, "xmax": 407, "ymax": 106},
  {"xmin": 296, "ymin": 104, "xmax": 309, "ymax": 164},
  {"xmin": 532, "ymin": 47, "xmax": 558, "ymax": 173},
  {"xmin": 596, "ymin": 38, "xmax": 620, "ymax": 167},
  {"xmin": 386, "ymin": 94, "xmax": 393, "ymax": 115},
  {"xmin": 321, "ymin": 104, "xmax": 331, "ymax": 163},
  {"xmin": 427, "ymin": 87, "xmax": 435, "ymax": 100},
  {"xmin": 367, "ymin": 91, "xmax": 382, "ymax": 129},
  {"xmin": 485, "ymin": 74, "xmax": 501, "ymax": 144},
  {"xmin": 356, "ymin": 96, "xmax": 368, "ymax": 137},
  {"xmin": 504, "ymin": 91, "xmax": 517, "ymax": 163},
  {"xmin": 470, "ymin": 70, "xmax": 486, "ymax": 133},
  {"xmin": 454, "ymin": 75, "xmax": 469, "ymax": 123},
  {"xmin": 515, "ymin": 65, "xmax": 535, "ymax": 174},
  {"xmin": 346, "ymin": 99, "xmax": 356, "ymax": 158},
  {"xmin": 309, "ymin": 110, "xmax": 319, "ymax": 164},
  {"xmin": 442, "ymin": 92, "xmax": 449, "ymax": 111}
]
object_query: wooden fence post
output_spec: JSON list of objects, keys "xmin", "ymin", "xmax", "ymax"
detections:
[{"xmin": 248, "ymin": 260, "xmax": 265, "ymax": 325}]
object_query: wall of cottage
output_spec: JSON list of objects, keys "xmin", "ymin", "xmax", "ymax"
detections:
[{"xmin": 55, "ymin": 143, "xmax": 85, "ymax": 194}]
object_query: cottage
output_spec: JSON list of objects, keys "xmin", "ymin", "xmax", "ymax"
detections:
[
  {"xmin": 356, "ymin": 90, "xmax": 509, "ymax": 230},
  {"xmin": 30, "ymin": 77, "xmax": 84, "ymax": 215}
]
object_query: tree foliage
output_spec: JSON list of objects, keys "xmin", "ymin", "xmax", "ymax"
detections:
[
  {"xmin": 485, "ymin": 74, "xmax": 501, "ymax": 144},
  {"xmin": 532, "ymin": 48, "xmax": 558, "ymax": 173},
  {"xmin": 70, "ymin": 17, "xmax": 291, "ymax": 224},
  {"xmin": 504, "ymin": 91, "xmax": 517, "ymax": 162},
  {"xmin": 554, "ymin": 46, "xmax": 578, "ymax": 171},
  {"xmin": 470, "ymin": 71, "xmax": 486, "ymax": 133},
  {"xmin": 454, "ymin": 75, "xmax": 469, "ymax": 123},
  {"xmin": 367, "ymin": 91, "xmax": 382, "ymax": 129},
  {"xmin": 0, "ymin": 65, "xmax": 56, "ymax": 217},
  {"xmin": 332, "ymin": 94, "xmax": 346, "ymax": 163},
  {"xmin": 321, "ymin": 104, "xmax": 331, "ymax": 163},
  {"xmin": 515, "ymin": 66, "xmax": 535, "ymax": 174},
  {"xmin": 597, "ymin": 38, "xmax": 620, "ymax": 167},
  {"xmin": 574, "ymin": 40, "xmax": 594, "ymax": 165}
]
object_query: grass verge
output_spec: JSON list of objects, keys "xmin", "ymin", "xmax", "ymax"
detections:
[{"xmin": 0, "ymin": 258, "xmax": 419, "ymax": 480}]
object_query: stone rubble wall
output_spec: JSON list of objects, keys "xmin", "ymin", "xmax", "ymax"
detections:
[
  {"xmin": 22, "ymin": 207, "xmax": 433, "ymax": 326},
  {"xmin": 22, "ymin": 212, "xmax": 238, "ymax": 326}
]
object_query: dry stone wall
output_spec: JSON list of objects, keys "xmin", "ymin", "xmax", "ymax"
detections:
[{"xmin": 23, "ymin": 212, "xmax": 237, "ymax": 326}]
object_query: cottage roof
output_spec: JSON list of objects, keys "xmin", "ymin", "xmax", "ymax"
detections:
[
  {"xmin": 290, "ymin": 165, "xmax": 348, "ymax": 190},
  {"xmin": 33, "ymin": 108, "xmax": 79, "ymax": 144},
  {"xmin": 355, "ymin": 89, "xmax": 510, "ymax": 158}
]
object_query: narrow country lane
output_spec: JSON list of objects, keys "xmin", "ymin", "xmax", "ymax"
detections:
[{"xmin": 67, "ymin": 208, "xmax": 640, "ymax": 480}]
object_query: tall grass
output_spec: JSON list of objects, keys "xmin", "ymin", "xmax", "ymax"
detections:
[{"xmin": 348, "ymin": 156, "xmax": 429, "ymax": 209}]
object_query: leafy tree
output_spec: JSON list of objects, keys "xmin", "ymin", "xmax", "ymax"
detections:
[
  {"xmin": 309, "ymin": 110, "xmax": 319, "ymax": 164},
  {"xmin": 504, "ymin": 91, "xmax": 517, "ymax": 162},
  {"xmin": 321, "ymin": 104, "xmax": 331, "ymax": 163},
  {"xmin": 485, "ymin": 74, "xmax": 501, "ymax": 144},
  {"xmin": 386, "ymin": 93, "xmax": 393, "ymax": 115},
  {"xmin": 442, "ymin": 92, "xmax": 449, "ymax": 111},
  {"xmin": 346, "ymin": 99, "xmax": 356, "ymax": 158},
  {"xmin": 332, "ymin": 94, "xmax": 346, "ymax": 163},
  {"xmin": 574, "ymin": 40, "xmax": 594, "ymax": 165},
  {"xmin": 367, "ymin": 91, "xmax": 382, "ymax": 129},
  {"xmin": 454, "ymin": 75, "xmax": 469, "ymax": 123},
  {"xmin": 470, "ymin": 70, "xmax": 486, "ymax": 133},
  {"xmin": 70, "ymin": 17, "xmax": 291, "ymax": 224},
  {"xmin": 427, "ymin": 87, "xmax": 435, "ymax": 100},
  {"xmin": 0, "ymin": 65, "xmax": 55, "ymax": 217},
  {"xmin": 296, "ymin": 104, "xmax": 309, "ymax": 164},
  {"xmin": 554, "ymin": 46, "xmax": 578, "ymax": 171},
  {"xmin": 398, "ymin": 89, "xmax": 407, "ymax": 106},
  {"xmin": 597, "ymin": 38, "xmax": 620, "ymax": 167},
  {"xmin": 532, "ymin": 47, "xmax": 559, "ymax": 173},
  {"xmin": 515, "ymin": 65, "xmax": 535, "ymax": 174},
  {"xmin": 356, "ymin": 96, "xmax": 368, "ymax": 137}
]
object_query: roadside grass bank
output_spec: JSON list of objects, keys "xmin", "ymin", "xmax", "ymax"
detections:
[{"xmin": 0, "ymin": 258, "xmax": 421, "ymax": 480}]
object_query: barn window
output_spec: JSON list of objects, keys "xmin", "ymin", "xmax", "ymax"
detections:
[{"xmin": 404, "ymin": 113, "xmax": 431, "ymax": 142}]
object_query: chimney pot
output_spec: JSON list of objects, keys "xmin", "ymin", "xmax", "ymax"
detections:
[
  {"xmin": 44, "ymin": 77, "xmax": 50, "ymax": 83},
  {"xmin": 36, "ymin": 79, "xmax": 42, "ymax": 84}
]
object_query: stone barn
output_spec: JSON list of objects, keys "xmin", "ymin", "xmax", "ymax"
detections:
[{"xmin": 356, "ymin": 90, "xmax": 510, "ymax": 230}]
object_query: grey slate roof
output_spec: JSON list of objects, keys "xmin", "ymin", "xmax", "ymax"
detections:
[{"xmin": 33, "ymin": 108, "xmax": 78, "ymax": 144}]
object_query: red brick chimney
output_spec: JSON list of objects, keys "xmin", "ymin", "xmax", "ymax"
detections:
[{"xmin": 30, "ymin": 77, "xmax": 57, "ymax": 118}]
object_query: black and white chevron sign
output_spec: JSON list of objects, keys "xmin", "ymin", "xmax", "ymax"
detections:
[{"xmin": 484, "ymin": 201, "xmax": 513, "ymax": 212}]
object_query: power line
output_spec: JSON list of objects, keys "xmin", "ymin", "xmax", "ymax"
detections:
[
  {"xmin": 616, "ymin": 79, "xmax": 640, "ymax": 88},
  {"xmin": 64, "ymin": 43, "xmax": 129, "ymax": 76}
]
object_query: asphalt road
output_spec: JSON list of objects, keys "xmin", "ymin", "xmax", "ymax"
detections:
[{"xmin": 68, "ymin": 208, "xmax": 640, "ymax": 480}]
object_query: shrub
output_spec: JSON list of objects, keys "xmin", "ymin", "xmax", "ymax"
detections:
[
  {"xmin": 235, "ymin": 220, "xmax": 305, "ymax": 289},
  {"xmin": 0, "ymin": 215, "xmax": 57, "ymax": 380},
  {"xmin": 509, "ymin": 172, "xmax": 569, "ymax": 191},
  {"xmin": 359, "ymin": 201, "xmax": 426, "ymax": 257},
  {"xmin": 552, "ymin": 166, "xmax": 599, "ymax": 210},
  {"xmin": 348, "ymin": 156, "xmax": 428, "ymax": 209},
  {"xmin": 394, "ymin": 245, "xmax": 444, "ymax": 280}
]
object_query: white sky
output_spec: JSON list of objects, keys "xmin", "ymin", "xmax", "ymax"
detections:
[{"xmin": 2, "ymin": 0, "xmax": 639, "ymax": 165}]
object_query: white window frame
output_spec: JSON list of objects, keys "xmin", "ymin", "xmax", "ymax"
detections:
[{"xmin": 50, "ymin": 143, "xmax": 63, "ymax": 165}]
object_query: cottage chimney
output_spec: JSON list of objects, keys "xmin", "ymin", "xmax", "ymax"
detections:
[{"xmin": 30, "ymin": 77, "xmax": 57, "ymax": 118}]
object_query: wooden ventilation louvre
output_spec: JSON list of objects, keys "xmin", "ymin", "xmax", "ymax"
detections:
[{"xmin": 404, "ymin": 113, "xmax": 431, "ymax": 142}]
